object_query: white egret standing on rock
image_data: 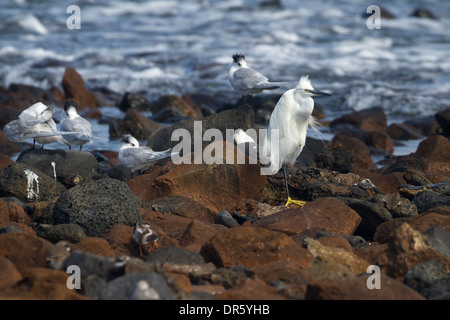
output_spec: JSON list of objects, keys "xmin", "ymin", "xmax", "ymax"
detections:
[
  {"xmin": 228, "ymin": 53, "xmax": 284, "ymax": 103},
  {"xmin": 263, "ymin": 75, "xmax": 332, "ymax": 206}
]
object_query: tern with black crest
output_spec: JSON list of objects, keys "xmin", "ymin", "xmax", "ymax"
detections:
[{"xmin": 228, "ymin": 53, "xmax": 284, "ymax": 103}]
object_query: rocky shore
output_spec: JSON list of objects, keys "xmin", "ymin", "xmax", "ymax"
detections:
[{"xmin": 0, "ymin": 67, "xmax": 449, "ymax": 300}]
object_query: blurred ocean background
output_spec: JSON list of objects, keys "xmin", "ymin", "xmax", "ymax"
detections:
[{"xmin": 1, "ymin": 0, "xmax": 449, "ymax": 156}]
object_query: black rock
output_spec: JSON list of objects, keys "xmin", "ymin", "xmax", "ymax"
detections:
[
  {"xmin": 339, "ymin": 198, "xmax": 393, "ymax": 240},
  {"xmin": 215, "ymin": 210, "xmax": 239, "ymax": 228},
  {"xmin": 152, "ymin": 107, "xmax": 185, "ymax": 123},
  {"xmin": 0, "ymin": 225, "xmax": 23, "ymax": 234},
  {"xmin": 435, "ymin": 109, "xmax": 450, "ymax": 137},
  {"xmin": 371, "ymin": 194, "xmax": 418, "ymax": 219},
  {"xmin": 146, "ymin": 247, "xmax": 205, "ymax": 265},
  {"xmin": 314, "ymin": 141, "xmax": 353, "ymax": 173},
  {"xmin": 410, "ymin": 7, "xmax": 438, "ymax": 20},
  {"xmin": 423, "ymin": 226, "xmax": 450, "ymax": 256},
  {"xmin": 36, "ymin": 223, "xmax": 86, "ymax": 243},
  {"xmin": 16, "ymin": 149, "xmax": 98, "ymax": 188},
  {"xmin": 0, "ymin": 163, "xmax": 66, "ymax": 203},
  {"xmin": 53, "ymin": 177, "xmax": 141, "ymax": 237},
  {"xmin": 146, "ymin": 105, "xmax": 256, "ymax": 152},
  {"xmin": 119, "ymin": 92, "xmax": 151, "ymax": 112},
  {"xmin": 98, "ymin": 273, "xmax": 177, "ymax": 300},
  {"xmin": 296, "ymin": 137, "xmax": 327, "ymax": 168},
  {"xmin": 62, "ymin": 250, "xmax": 124, "ymax": 297},
  {"xmin": 412, "ymin": 191, "xmax": 450, "ymax": 213},
  {"xmin": 403, "ymin": 261, "xmax": 450, "ymax": 300}
]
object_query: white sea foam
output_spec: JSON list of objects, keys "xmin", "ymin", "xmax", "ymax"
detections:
[{"xmin": 16, "ymin": 14, "xmax": 48, "ymax": 35}]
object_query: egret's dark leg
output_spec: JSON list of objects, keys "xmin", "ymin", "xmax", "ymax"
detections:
[
  {"xmin": 79, "ymin": 145, "xmax": 82, "ymax": 151},
  {"xmin": 283, "ymin": 164, "xmax": 305, "ymax": 207},
  {"xmin": 33, "ymin": 139, "xmax": 36, "ymax": 149},
  {"xmin": 282, "ymin": 164, "xmax": 291, "ymax": 200}
]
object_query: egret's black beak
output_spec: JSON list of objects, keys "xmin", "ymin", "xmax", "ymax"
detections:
[{"xmin": 311, "ymin": 89, "xmax": 333, "ymax": 97}]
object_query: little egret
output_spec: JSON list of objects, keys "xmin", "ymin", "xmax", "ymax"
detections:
[
  {"xmin": 59, "ymin": 101, "xmax": 93, "ymax": 150},
  {"xmin": 228, "ymin": 53, "xmax": 283, "ymax": 103},
  {"xmin": 263, "ymin": 75, "xmax": 332, "ymax": 206}
]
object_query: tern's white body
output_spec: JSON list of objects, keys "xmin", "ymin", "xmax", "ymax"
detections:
[
  {"xmin": 3, "ymin": 102, "xmax": 71, "ymax": 147},
  {"xmin": 59, "ymin": 103, "xmax": 92, "ymax": 149},
  {"xmin": 119, "ymin": 134, "xmax": 172, "ymax": 172},
  {"xmin": 228, "ymin": 54, "xmax": 282, "ymax": 96}
]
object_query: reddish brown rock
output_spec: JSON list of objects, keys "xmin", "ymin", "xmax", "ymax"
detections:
[
  {"xmin": 2, "ymin": 267, "xmax": 87, "ymax": 300},
  {"xmin": 191, "ymin": 284, "xmax": 225, "ymax": 296},
  {"xmin": 140, "ymin": 208, "xmax": 192, "ymax": 243},
  {"xmin": 215, "ymin": 277, "xmax": 287, "ymax": 300},
  {"xmin": 252, "ymin": 197, "xmax": 362, "ymax": 236},
  {"xmin": 330, "ymin": 107, "xmax": 387, "ymax": 130},
  {"xmin": 0, "ymin": 198, "xmax": 9, "ymax": 226},
  {"xmin": 305, "ymin": 238, "xmax": 370, "ymax": 274},
  {"xmin": 376, "ymin": 223, "xmax": 450, "ymax": 281},
  {"xmin": 413, "ymin": 135, "xmax": 450, "ymax": 162},
  {"xmin": 179, "ymin": 219, "xmax": 227, "ymax": 253},
  {"xmin": 0, "ymin": 257, "xmax": 22, "ymax": 290},
  {"xmin": 61, "ymin": 67, "xmax": 97, "ymax": 109},
  {"xmin": 317, "ymin": 235, "xmax": 353, "ymax": 252},
  {"xmin": 200, "ymin": 227, "xmax": 313, "ymax": 268},
  {"xmin": 366, "ymin": 130, "xmax": 394, "ymax": 154},
  {"xmin": 333, "ymin": 135, "xmax": 377, "ymax": 170},
  {"xmin": 305, "ymin": 274, "xmax": 424, "ymax": 300},
  {"xmin": 72, "ymin": 237, "xmax": 116, "ymax": 257},
  {"xmin": 150, "ymin": 95, "xmax": 202, "ymax": 118},
  {"xmin": 0, "ymin": 233, "xmax": 52, "ymax": 273},
  {"xmin": 253, "ymin": 261, "xmax": 312, "ymax": 299},
  {"xmin": 352, "ymin": 167, "xmax": 406, "ymax": 194},
  {"xmin": 6, "ymin": 201, "xmax": 31, "ymax": 224},
  {"xmin": 386, "ymin": 123, "xmax": 422, "ymax": 140},
  {"xmin": 374, "ymin": 211, "xmax": 450, "ymax": 244},
  {"xmin": 353, "ymin": 243, "xmax": 388, "ymax": 265},
  {"xmin": 128, "ymin": 142, "xmax": 267, "ymax": 214},
  {"xmin": 103, "ymin": 224, "xmax": 137, "ymax": 257}
]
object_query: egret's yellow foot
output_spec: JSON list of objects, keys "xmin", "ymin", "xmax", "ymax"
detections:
[
  {"xmin": 139, "ymin": 245, "xmax": 144, "ymax": 257},
  {"xmin": 285, "ymin": 197, "xmax": 305, "ymax": 207}
]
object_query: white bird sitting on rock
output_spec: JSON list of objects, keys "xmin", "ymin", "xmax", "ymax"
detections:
[
  {"xmin": 118, "ymin": 134, "xmax": 173, "ymax": 173},
  {"xmin": 3, "ymin": 102, "xmax": 73, "ymax": 149},
  {"xmin": 228, "ymin": 53, "xmax": 284, "ymax": 103},
  {"xmin": 263, "ymin": 75, "xmax": 332, "ymax": 206},
  {"xmin": 59, "ymin": 101, "xmax": 93, "ymax": 150}
]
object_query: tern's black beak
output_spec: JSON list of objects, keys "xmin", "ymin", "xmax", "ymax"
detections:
[{"xmin": 311, "ymin": 89, "xmax": 333, "ymax": 97}]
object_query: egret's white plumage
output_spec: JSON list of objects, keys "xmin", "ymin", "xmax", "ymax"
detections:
[
  {"xmin": 263, "ymin": 75, "xmax": 332, "ymax": 206},
  {"xmin": 3, "ymin": 102, "xmax": 72, "ymax": 148},
  {"xmin": 118, "ymin": 134, "xmax": 173, "ymax": 172},
  {"xmin": 228, "ymin": 54, "xmax": 283, "ymax": 100},
  {"xmin": 59, "ymin": 101, "xmax": 93, "ymax": 150}
]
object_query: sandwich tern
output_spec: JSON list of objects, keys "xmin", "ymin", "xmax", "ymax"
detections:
[
  {"xmin": 228, "ymin": 53, "xmax": 283, "ymax": 103},
  {"xmin": 59, "ymin": 101, "xmax": 93, "ymax": 150},
  {"xmin": 3, "ymin": 102, "xmax": 72, "ymax": 149}
]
